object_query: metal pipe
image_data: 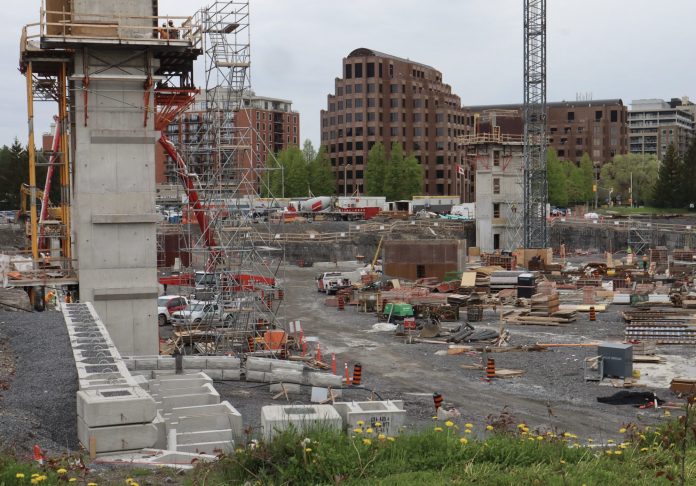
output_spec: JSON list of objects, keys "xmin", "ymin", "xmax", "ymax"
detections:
[{"xmin": 59, "ymin": 63, "xmax": 71, "ymax": 260}]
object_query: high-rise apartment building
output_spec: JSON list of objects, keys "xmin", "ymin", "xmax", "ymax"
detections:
[
  {"xmin": 321, "ymin": 48, "xmax": 467, "ymax": 196},
  {"xmin": 464, "ymin": 99, "xmax": 629, "ymax": 165},
  {"xmin": 158, "ymin": 91, "xmax": 299, "ymax": 190},
  {"xmin": 628, "ymin": 97, "xmax": 694, "ymax": 160}
]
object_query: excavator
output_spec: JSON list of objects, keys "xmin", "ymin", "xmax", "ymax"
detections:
[{"xmin": 16, "ymin": 183, "xmax": 62, "ymax": 223}]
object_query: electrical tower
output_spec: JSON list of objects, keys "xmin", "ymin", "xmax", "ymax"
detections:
[{"xmin": 523, "ymin": 0, "xmax": 548, "ymax": 248}]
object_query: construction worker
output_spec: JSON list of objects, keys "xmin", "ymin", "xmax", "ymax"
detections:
[
  {"xmin": 168, "ymin": 20, "xmax": 179, "ymax": 39},
  {"xmin": 158, "ymin": 23, "xmax": 169, "ymax": 39},
  {"xmin": 642, "ymin": 254, "xmax": 649, "ymax": 272}
]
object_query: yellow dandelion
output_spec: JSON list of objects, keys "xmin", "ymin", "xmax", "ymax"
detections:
[
  {"xmin": 619, "ymin": 443, "xmax": 628, "ymax": 449},
  {"xmin": 357, "ymin": 420, "xmax": 364, "ymax": 426},
  {"xmin": 57, "ymin": 469, "xmax": 67, "ymax": 475},
  {"xmin": 366, "ymin": 428, "xmax": 374, "ymax": 434},
  {"xmin": 536, "ymin": 436, "xmax": 544, "ymax": 440},
  {"xmin": 614, "ymin": 450, "xmax": 622, "ymax": 455},
  {"xmin": 464, "ymin": 429, "xmax": 472, "ymax": 434},
  {"xmin": 517, "ymin": 423, "xmax": 526, "ymax": 429},
  {"xmin": 563, "ymin": 432, "xmax": 571, "ymax": 438},
  {"xmin": 305, "ymin": 447, "xmax": 312, "ymax": 452},
  {"xmin": 378, "ymin": 433, "xmax": 386, "ymax": 441},
  {"xmin": 606, "ymin": 450, "xmax": 613, "ymax": 455},
  {"xmin": 607, "ymin": 439, "xmax": 615, "ymax": 444},
  {"xmin": 486, "ymin": 425, "xmax": 494, "ymax": 431},
  {"xmin": 16, "ymin": 473, "xmax": 25, "ymax": 479},
  {"xmin": 445, "ymin": 420, "xmax": 454, "ymax": 427},
  {"xmin": 68, "ymin": 480, "xmax": 77, "ymax": 483},
  {"xmin": 432, "ymin": 416, "xmax": 438, "ymax": 420},
  {"xmin": 460, "ymin": 437, "xmax": 468, "ymax": 445},
  {"xmin": 560, "ymin": 459, "xmax": 566, "ymax": 464},
  {"xmin": 465, "ymin": 423, "xmax": 473, "ymax": 428},
  {"xmin": 387, "ymin": 437, "xmax": 395, "ymax": 442},
  {"xmin": 353, "ymin": 428, "xmax": 363, "ymax": 434},
  {"xmin": 641, "ymin": 447, "xmax": 649, "ymax": 452},
  {"xmin": 619, "ymin": 428, "xmax": 627, "ymax": 433},
  {"xmin": 639, "ymin": 434, "xmax": 646, "ymax": 441},
  {"xmin": 88, "ymin": 483, "xmax": 98, "ymax": 486},
  {"xmin": 434, "ymin": 427, "xmax": 443, "ymax": 432},
  {"xmin": 587, "ymin": 438, "xmax": 594, "ymax": 443},
  {"xmin": 31, "ymin": 480, "xmax": 38, "ymax": 485},
  {"xmin": 32, "ymin": 475, "xmax": 40, "ymax": 479},
  {"xmin": 664, "ymin": 411, "xmax": 671, "ymax": 417},
  {"xmin": 375, "ymin": 421, "xmax": 382, "ymax": 427},
  {"xmin": 362, "ymin": 438, "xmax": 372, "ymax": 446}
]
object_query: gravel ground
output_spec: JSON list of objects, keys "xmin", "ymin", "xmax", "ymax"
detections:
[{"xmin": 0, "ymin": 310, "xmax": 78, "ymax": 456}]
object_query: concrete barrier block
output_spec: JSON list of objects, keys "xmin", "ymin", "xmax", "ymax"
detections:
[
  {"xmin": 269, "ymin": 360, "xmax": 305, "ymax": 371},
  {"xmin": 77, "ymin": 417, "xmax": 159, "ymax": 453},
  {"xmin": 221, "ymin": 369, "xmax": 241, "ymax": 381},
  {"xmin": 206, "ymin": 356, "xmax": 241, "ymax": 369},
  {"xmin": 157, "ymin": 357, "xmax": 176, "ymax": 370},
  {"xmin": 182, "ymin": 356, "xmax": 208, "ymax": 369},
  {"xmin": 333, "ymin": 401, "xmax": 407, "ymax": 436},
  {"xmin": 270, "ymin": 383, "xmax": 302, "ymax": 395},
  {"xmin": 159, "ymin": 384, "xmax": 220, "ymax": 411},
  {"xmin": 176, "ymin": 440, "xmax": 235, "ymax": 455},
  {"xmin": 269, "ymin": 369, "xmax": 304, "ymax": 384},
  {"xmin": 203, "ymin": 369, "xmax": 223, "ymax": 380},
  {"xmin": 246, "ymin": 357, "xmax": 272, "ymax": 372},
  {"xmin": 261, "ymin": 404, "xmax": 342, "ymax": 442},
  {"xmin": 177, "ymin": 429, "xmax": 233, "ymax": 445},
  {"xmin": 245, "ymin": 370, "xmax": 266, "ymax": 382},
  {"xmin": 135, "ymin": 357, "xmax": 158, "ymax": 371},
  {"xmin": 307, "ymin": 372, "xmax": 343, "ymax": 388},
  {"xmin": 77, "ymin": 387, "xmax": 157, "ymax": 427},
  {"xmin": 168, "ymin": 401, "xmax": 243, "ymax": 441}
]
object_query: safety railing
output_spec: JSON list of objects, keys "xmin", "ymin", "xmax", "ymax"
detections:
[{"xmin": 550, "ymin": 217, "xmax": 696, "ymax": 235}]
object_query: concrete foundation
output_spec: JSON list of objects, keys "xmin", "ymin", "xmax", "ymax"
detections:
[
  {"xmin": 77, "ymin": 416, "xmax": 160, "ymax": 454},
  {"xmin": 77, "ymin": 387, "xmax": 156, "ymax": 427}
]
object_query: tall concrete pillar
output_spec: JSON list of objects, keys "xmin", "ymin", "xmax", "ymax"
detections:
[{"xmin": 72, "ymin": 48, "xmax": 159, "ymax": 355}]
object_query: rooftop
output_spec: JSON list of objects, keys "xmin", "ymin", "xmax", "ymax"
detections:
[{"xmin": 347, "ymin": 48, "xmax": 437, "ymax": 72}]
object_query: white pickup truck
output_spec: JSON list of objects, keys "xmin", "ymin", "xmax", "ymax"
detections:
[
  {"xmin": 316, "ymin": 272, "xmax": 352, "ymax": 295},
  {"xmin": 170, "ymin": 300, "xmax": 231, "ymax": 328}
]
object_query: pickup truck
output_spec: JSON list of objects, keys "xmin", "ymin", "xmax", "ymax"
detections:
[
  {"xmin": 170, "ymin": 300, "xmax": 231, "ymax": 328},
  {"xmin": 316, "ymin": 272, "xmax": 352, "ymax": 295}
]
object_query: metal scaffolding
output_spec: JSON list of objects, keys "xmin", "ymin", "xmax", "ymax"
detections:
[
  {"xmin": 523, "ymin": 0, "xmax": 548, "ymax": 249},
  {"xmin": 161, "ymin": 0, "xmax": 286, "ymax": 355}
]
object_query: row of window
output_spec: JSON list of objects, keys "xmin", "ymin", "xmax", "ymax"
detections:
[
  {"xmin": 330, "ymin": 154, "xmax": 458, "ymax": 167},
  {"xmin": 566, "ymin": 110, "xmax": 620, "ymax": 122}
]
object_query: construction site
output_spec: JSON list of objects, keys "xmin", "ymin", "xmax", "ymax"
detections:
[{"xmin": 1, "ymin": 0, "xmax": 696, "ymax": 479}]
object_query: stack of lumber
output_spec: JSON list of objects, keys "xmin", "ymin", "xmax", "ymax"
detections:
[
  {"xmin": 530, "ymin": 292, "xmax": 560, "ymax": 316},
  {"xmin": 505, "ymin": 309, "xmax": 577, "ymax": 326}
]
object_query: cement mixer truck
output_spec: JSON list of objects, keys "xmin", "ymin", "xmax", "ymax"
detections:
[{"xmin": 287, "ymin": 196, "xmax": 373, "ymax": 221}]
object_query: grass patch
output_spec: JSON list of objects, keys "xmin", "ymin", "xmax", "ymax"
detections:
[{"xmin": 189, "ymin": 422, "xmax": 694, "ymax": 486}]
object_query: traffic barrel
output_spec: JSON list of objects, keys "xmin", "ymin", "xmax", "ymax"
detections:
[
  {"xmin": 486, "ymin": 358, "xmax": 496, "ymax": 380},
  {"xmin": 331, "ymin": 353, "xmax": 337, "ymax": 375},
  {"xmin": 433, "ymin": 392, "xmax": 443, "ymax": 410},
  {"xmin": 247, "ymin": 335, "xmax": 255, "ymax": 352},
  {"xmin": 352, "ymin": 363, "xmax": 362, "ymax": 385},
  {"xmin": 589, "ymin": 306, "xmax": 596, "ymax": 321},
  {"xmin": 338, "ymin": 296, "xmax": 345, "ymax": 310}
]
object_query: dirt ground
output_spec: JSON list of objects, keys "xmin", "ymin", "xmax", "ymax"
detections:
[{"xmin": 220, "ymin": 262, "xmax": 688, "ymax": 442}]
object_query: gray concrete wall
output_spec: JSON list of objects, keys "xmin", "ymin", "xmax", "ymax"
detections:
[
  {"xmin": 550, "ymin": 223, "xmax": 696, "ymax": 253},
  {"xmin": 72, "ymin": 48, "xmax": 159, "ymax": 356}
]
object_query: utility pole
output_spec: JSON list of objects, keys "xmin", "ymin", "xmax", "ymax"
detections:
[{"xmin": 523, "ymin": 0, "xmax": 548, "ymax": 249}]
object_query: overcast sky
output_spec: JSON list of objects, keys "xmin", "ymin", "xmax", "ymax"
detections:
[{"xmin": 2, "ymin": 0, "xmax": 694, "ymax": 147}]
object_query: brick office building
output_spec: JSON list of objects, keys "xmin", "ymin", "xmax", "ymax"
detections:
[
  {"xmin": 464, "ymin": 99, "xmax": 629, "ymax": 165},
  {"xmin": 158, "ymin": 91, "xmax": 299, "ymax": 191},
  {"xmin": 321, "ymin": 48, "xmax": 467, "ymax": 196}
]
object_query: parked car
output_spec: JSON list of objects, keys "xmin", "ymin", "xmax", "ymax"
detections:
[
  {"xmin": 157, "ymin": 295, "xmax": 188, "ymax": 326},
  {"xmin": 170, "ymin": 300, "xmax": 231, "ymax": 328},
  {"xmin": 550, "ymin": 207, "xmax": 566, "ymax": 216}
]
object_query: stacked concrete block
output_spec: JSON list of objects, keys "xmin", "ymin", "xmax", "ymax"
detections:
[
  {"xmin": 125, "ymin": 355, "xmax": 242, "ymax": 381},
  {"xmin": 261, "ymin": 405, "xmax": 342, "ymax": 442},
  {"xmin": 246, "ymin": 357, "xmax": 343, "ymax": 389},
  {"xmin": 151, "ymin": 382, "xmax": 220, "ymax": 412},
  {"xmin": 333, "ymin": 401, "xmax": 406, "ymax": 437},
  {"xmin": 63, "ymin": 302, "xmax": 161, "ymax": 453}
]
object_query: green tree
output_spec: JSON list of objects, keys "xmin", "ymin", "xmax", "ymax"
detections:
[
  {"xmin": 564, "ymin": 162, "xmax": 585, "ymax": 204},
  {"xmin": 383, "ymin": 143, "xmax": 406, "ymax": 201},
  {"xmin": 546, "ymin": 148, "xmax": 568, "ymax": 207},
  {"xmin": 308, "ymin": 145, "xmax": 335, "ymax": 196},
  {"xmin": 301, "ymin": 139, "xmax": 316, "ymax": 165},
  {"xmin": 653, "ymin": 144, "xmax": 683, "ymax": 208},
  {"xmin": 364, "ymin": 142, "xmax": 386, "ymax": 196},
  {"xmin": 680, "ymin": 138, "xmax": 696, "ymax": 209},
  {"xmin": 578, "ymin": 153, "xmax": 595, "ymax": 202},
  {"xmin": 599, "ymin": 154, "xmax": 658, "ymax": 206},
  {"xmin": 280, "ymin": 146, "xmax": 309, "ymax": 198},
  {"xmin": 401, "ymin": 153, "xmax": 424, "ymax": 199}
]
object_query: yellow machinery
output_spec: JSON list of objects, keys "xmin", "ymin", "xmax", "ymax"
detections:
[{"xmin": 16, "ymin": 183, "xmax": 63, "ymax": 222}]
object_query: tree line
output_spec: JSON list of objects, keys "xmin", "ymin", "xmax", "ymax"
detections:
[
  {"xmin": 0, "ymin": 139, "xmax": 60, "ymax": 211},
  {"xmin": 264, "ymin": 140, "xmax": 424, "ymax": 201},
  {"xmin": 652, "ymin": 139, "xmax": 696, "ymax": 208}
]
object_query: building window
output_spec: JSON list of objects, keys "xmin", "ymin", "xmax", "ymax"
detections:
[
  {"xmin": 493, "ymin": 234, "xmax": 500, "ymax": 250},
  {"xmin": 355, "ymin": 84, "xmax": 363, "ymax": 93},
  {"xmin": 390, "ymin": 84, "xmax": 399, "ymax": 93},
  {"xmin": 367, "ymin": 62, "xmax": 375, "ymax": 77},
  {"xmin": 345, "ymin": 64, "xmax": 352, "ymax": 79},
  {"xmin": 345, "ymin": 99, "xmax": 352, "ymax": 108},
  {"xmin": 493, "ymin": 178, "xmax": 500, "ymax": 194},
  {"xmin": 576, "ymin": 138, "xmax": 583, "ymax": 145},
  {"xmin": 367, "ymin": 83, "xmax": 376, "ymax": 93},
  {"xmin": 493, "ymin": 151, "xmax": 500, "ymax": 167},
  {"xmin": 355, "ymin": 98, "xmax": 363, "ymax": 108},
  {"xmin": 567, "ymin": 111, "xmax": 574, "ymax": 121},
  {"xmin": 355, "ymin": 113, "xmax": 364, "ymax": 122},
  {"xmin": 367, "ymin": 98, "xmax": 376, "ymax": 108},
  {"xmin": 611, "ymin": 110, "xmax": 618, "ymax": 122},
  {"xmin": 493, "ymin": 203, "xmax": 500, "ymax": 218},
  {"xmin": 390, "ymin": 127, "xmax": 398, "ymax": 136},
  {"xmin": 390, "ymin": 98, "xmax": 399, "ymax": 108},
  {"xmin": 389, "ymin": 64, "xmax": 394, "ymax": 78},
  {"xmin": 595, "ymin": 110, "xmax": 602, "ymax": 121},
  {"xmin": 355, "ymin": 63, "xmax": 363, "ymax": 78},
  {"xmin": 345, "ymin": 85, "xmax": 352, "ymax": 94}
]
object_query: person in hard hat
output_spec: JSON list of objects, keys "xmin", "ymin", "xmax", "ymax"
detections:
[
  {"xmin": 158, "ymin": 23, "xmax": 169, "ymax": 39},
  {"xmin": 168, "ymin": 20, "xmax": 179, "ymax": 39},
  {"xmin": 642, "ymin": 254, "xmax": 649, "ymax": 272}
]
